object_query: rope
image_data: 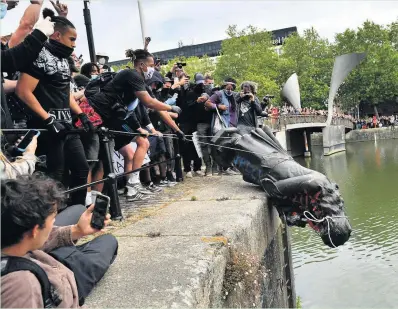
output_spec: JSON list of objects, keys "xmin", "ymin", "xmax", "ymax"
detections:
[
  {"xmin": 184, "ymin": 137, "xmax": 273, "ymax": 157},
  {"xmin": 303, "ymin": 210, "xmax": 348, "ymax": 248}
]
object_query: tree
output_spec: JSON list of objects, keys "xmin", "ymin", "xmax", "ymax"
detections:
[
  {"xmin": 214, "ymin": 25, "xmax": 281, "ymax": 103},
  {"xmin": 280, "ymin": 28, "xmax": 334, "ymax": 109},
  {"xmin": 160, "ymin": 55, "xmax": 216, "ymax": 79},
  {"xmin": 388, "ymin": 18, "xmax": 398, "ymax": 50},
  {"xmin": 334, "ymin": 20, "xmax": 398, "ymax": 110}
]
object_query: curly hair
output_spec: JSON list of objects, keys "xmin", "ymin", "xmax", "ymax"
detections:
[
  {"xmin": 1, "ymin": 174, "xmax": 66, "ymax": 248},
  {"xmin": 125, "ymin": 49, "xmax": 154, "ymax": 65}
]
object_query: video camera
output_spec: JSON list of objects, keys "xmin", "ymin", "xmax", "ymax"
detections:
[{"xmin": 176, "ymin": 62, "xmax": 186, "ymax": 69}]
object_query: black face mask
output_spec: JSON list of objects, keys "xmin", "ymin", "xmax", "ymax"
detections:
[
  {"xmin": 46, "ymin": 39, "xmax": 74, "ymax": 59},
  {"xmin": 161, "ymin": 87, "xmax": 170, "ymax": 96},
  {"xmin": 195, "ymin": 83, "xmax": 204, "ymax": 93}
]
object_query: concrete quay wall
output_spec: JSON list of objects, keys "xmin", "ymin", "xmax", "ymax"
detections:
[{"xmin": 85, "ymin": 177, "xmax": 294, "ymax": 308}]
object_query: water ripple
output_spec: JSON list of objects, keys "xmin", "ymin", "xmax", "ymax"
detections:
[{"xmin": 292, "ymin": 140, "xmax": 398, "ymax": 308}]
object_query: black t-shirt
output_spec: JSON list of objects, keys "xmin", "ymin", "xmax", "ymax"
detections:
[
  {"xmin": 22, "ymin": 46, "xmax": 71, "ymax": 125},
  {"xmin": 89, "ymin": 69, "xmax": 147, "ymax": 124},
  {"xmin": 102, "ymin": 69, "xmax": 146, "ymax": 106},
  {"xmin": 238, "ymin": 100, "xmax": 256, "ymax": 127}
]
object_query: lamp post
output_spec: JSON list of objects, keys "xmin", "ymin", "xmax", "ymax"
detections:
[
  {"xmin": 83, "ymin": 0, "xmax": 96, "ymax": 63},
  {"xmin": 137, "ymin": 0, "xmax": 146, "ymax": 48}
]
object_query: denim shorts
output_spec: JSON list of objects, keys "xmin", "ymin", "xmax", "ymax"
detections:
[{"xmin": 80, "ymin": 133, "xmax": 100, "ymax": 163}]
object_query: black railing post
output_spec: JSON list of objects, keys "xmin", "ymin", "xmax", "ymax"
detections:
[
  {"xmin": 98, "ymin": 128, "xmax": 123, "ymax": 220},
  {"xmin": 83, "ymin": 1, "xmax": 96, "ymax": 63}
]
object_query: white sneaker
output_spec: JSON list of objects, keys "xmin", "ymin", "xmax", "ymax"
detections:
[
  {"xmin": 185, "ymin": 172, "xmax": 193, "ymax": 178},
  {"xmin": 126, "ymin": 183, "xmax": 155, "ymax": 196},
  {"xmin": 193, "ymin": 170, "xmax": 205, "ymax": 177}
]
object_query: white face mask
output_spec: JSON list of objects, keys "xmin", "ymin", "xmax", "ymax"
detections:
[{"xmin": 143, "ymin": 66, "xmax": 155, "ymax": 80}]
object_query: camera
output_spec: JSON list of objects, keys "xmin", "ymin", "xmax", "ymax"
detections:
[
  {"xmin": 243, "ymin": 92, "xmax": 252, "ymax": 100},
  {"xmin": 176, "ymin": 62, "xmax": 186, "ymax": 69}
]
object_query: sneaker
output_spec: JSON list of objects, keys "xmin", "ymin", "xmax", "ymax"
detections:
[
  {"xmin": 193, "ymin": 170, "xmax": 205, "ymax": 177},
  {"xmin": 221, "ymin": 168, "xmax": 239, "ymax": 176},
  {"xmin": 126, "ymin": 191, "xmax": 151, "ymax": 202},
  {"xmin": 205, "ymin": 167, "xmax": 212, "ymax": 177},
  {"xmin": 146, "ymin": 182, "xmax": 163, "ymax": 193},
  {"xmin": 158, "ymin": 180, "xmax": 177, "ymax": 187},
  {"xmin": 118, "ymin": 187, "xmax": 126, "ymax": 195},
  {"xmin": 166, "ymin": 171, "xmax": 176, "ymax": 182},
  {"xmin": 185, "ymin": 171, "xmax": 193, "ymax": 178},
  {"xmin": 127, "ymin": 183, "xmax": 155, "ymax": 195}
]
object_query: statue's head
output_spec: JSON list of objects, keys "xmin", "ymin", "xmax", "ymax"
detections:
[{"xmin": 284, "ymin": 179, "xmax": 351, "ymax": 248}]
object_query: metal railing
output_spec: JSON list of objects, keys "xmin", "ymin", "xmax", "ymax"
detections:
[
  {"xmin": 2, "ymin": 127, "xmax": 183, "ymax": 220},
  {"xmin": 262, "ymin": 115, "xmax": 354, "ymax": 131}
]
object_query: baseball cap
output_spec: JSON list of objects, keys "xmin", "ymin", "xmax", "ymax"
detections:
[
  {"xmin": 194, "ymin": 73, "xmax": 205, "ymax": 85},
  {"xmin": 164, "ymin": 76, "xmax": 173, "ymax": 83}
]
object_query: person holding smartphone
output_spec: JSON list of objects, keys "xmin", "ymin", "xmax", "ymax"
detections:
[
  {"xmin": 1, "ymin": 175, "xmax": 118, "ymax": 308},
  {"xmin": 0, "ymin": 133, "xmax": 38, "ymax": 179}
]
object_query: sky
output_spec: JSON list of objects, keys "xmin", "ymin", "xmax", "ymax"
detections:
[{"xmin": 1, "ymin": 0, "xmax": 397, "ymax": 63}]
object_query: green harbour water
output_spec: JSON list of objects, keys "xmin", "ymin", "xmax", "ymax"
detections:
[{"xmin": 292, "ymin": 139, "xmax": 398, "ymax": 308}]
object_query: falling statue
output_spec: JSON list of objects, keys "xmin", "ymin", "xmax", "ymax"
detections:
[
  {"xmin": 211, "ymin": 126, "xmax": 351, "ymax": 248},
  {"xmin": 211, "ymin": 53, "xmax": 367, "ymax": 248}
]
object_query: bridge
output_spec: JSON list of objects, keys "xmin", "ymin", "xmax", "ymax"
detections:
[
  {"xmin": 263, "ymin": 115, "xmax": 354, "ymax": 132},
  {"xmin": 262, "ymin": 115, "xmax": 355, "ymax": 157}
]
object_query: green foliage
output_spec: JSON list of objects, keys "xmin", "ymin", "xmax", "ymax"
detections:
[
  {"xmin": 110, "ymin": 19, "xmax": 398, "ymax": 112},
  {"xmin": 334, "ymin": 20, "xmax": 398, "ymax": 109},
  {"xmin": 214, "ymin": 25, "xmax": 281, "ymax": 103},
  {"xmin": 297, "ymin": 296, "xmax": 302, "ymax": 308},
  {"xmin": 112, "ymin": 60, "xmax": 133, "ymax": 72},
  {"xmin": 160, "ymin": 55, "xmax": 216, "ymax": 79},
  {"xmin": 280, "ymin": 28, "xmax": 334, "ymax": 109}
]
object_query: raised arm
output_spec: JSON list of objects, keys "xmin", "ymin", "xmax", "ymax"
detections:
[
  {"xmin": 8, "ymin": 1, "xmax": 44, "ymax": 48},
  {"xmin": 1, "ymin": 29, "xmax": 47, "ymax": 73}
]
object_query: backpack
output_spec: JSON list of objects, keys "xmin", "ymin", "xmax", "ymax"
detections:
[
  {"xmin": 84, "ymin": 71, "xmax": 117, "ymax": 99},
  {"xmin": 84, "ymin": 72, "xmax": 126, "ymax": 120},
  {"xmin": 1, "ymin": 256, "xmax": 61, "ymax": 308}
]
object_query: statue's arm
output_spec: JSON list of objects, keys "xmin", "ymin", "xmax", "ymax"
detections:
[{"xmin": 260, "ymin": 174, "xmax": 321, "ymax": 198}]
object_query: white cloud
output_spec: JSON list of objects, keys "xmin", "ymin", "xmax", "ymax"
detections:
[{"xmin": 1, "ymin": 0, "xmax": 396, "ymax": 63}]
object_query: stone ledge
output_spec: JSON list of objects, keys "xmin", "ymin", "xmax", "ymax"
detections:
[{"xmin": 85, "ymin": 177, "xmax": 284, "ymax": 308}]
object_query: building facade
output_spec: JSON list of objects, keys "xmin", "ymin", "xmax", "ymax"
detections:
[{"xmin": 108, "ymin": 26, "xmax": 297, "ymax": 67}]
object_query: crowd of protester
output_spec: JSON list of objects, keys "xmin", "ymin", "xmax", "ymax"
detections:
[
  {"xmin": 0, "ymin": 1, "xmax": 270, "ymax": 307},
  {"xmin": 1, "ymin": 1, "xmax": 396, "ymax": 307},
  {"xmin": 265, "ymin": 104, "xmax": 397, "ymax": 130}
]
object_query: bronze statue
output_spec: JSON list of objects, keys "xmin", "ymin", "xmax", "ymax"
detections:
[{"xmin": 211, "ymin": 126, "xmax": 352, "ymax": 248}]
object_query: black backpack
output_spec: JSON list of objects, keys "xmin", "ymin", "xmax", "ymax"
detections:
[
  {"xmin": 1, "ymin": 256, "xmax": 61, "ymax": 308},
  {"xmin": 84, "ymin": 71, "xmax": 117, "ymax": 99}
]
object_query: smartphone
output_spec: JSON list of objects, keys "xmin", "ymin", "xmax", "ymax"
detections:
[
  {"xmin": 90, "ymin": 193, "xmax": 110, "ymax": 230},
  {"xmin": 16, "ymin": 130, "xmax": 40, "ymax": 153}
]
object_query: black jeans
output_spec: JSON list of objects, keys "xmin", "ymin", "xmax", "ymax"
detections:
[
  {"xmin": 43, "ymin": 133, "xmax": 89, "ymax": 206},
  {"xmin": 51, "ymin": 205, "xmax": 118, "ymax": 306},
  {"xmin": 179, "ymin": 122, "xmax": 202, "ymax": 173},
  {"xmin": 55, "ymin": 204, "xmax": 87, "ymax": 226}
]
